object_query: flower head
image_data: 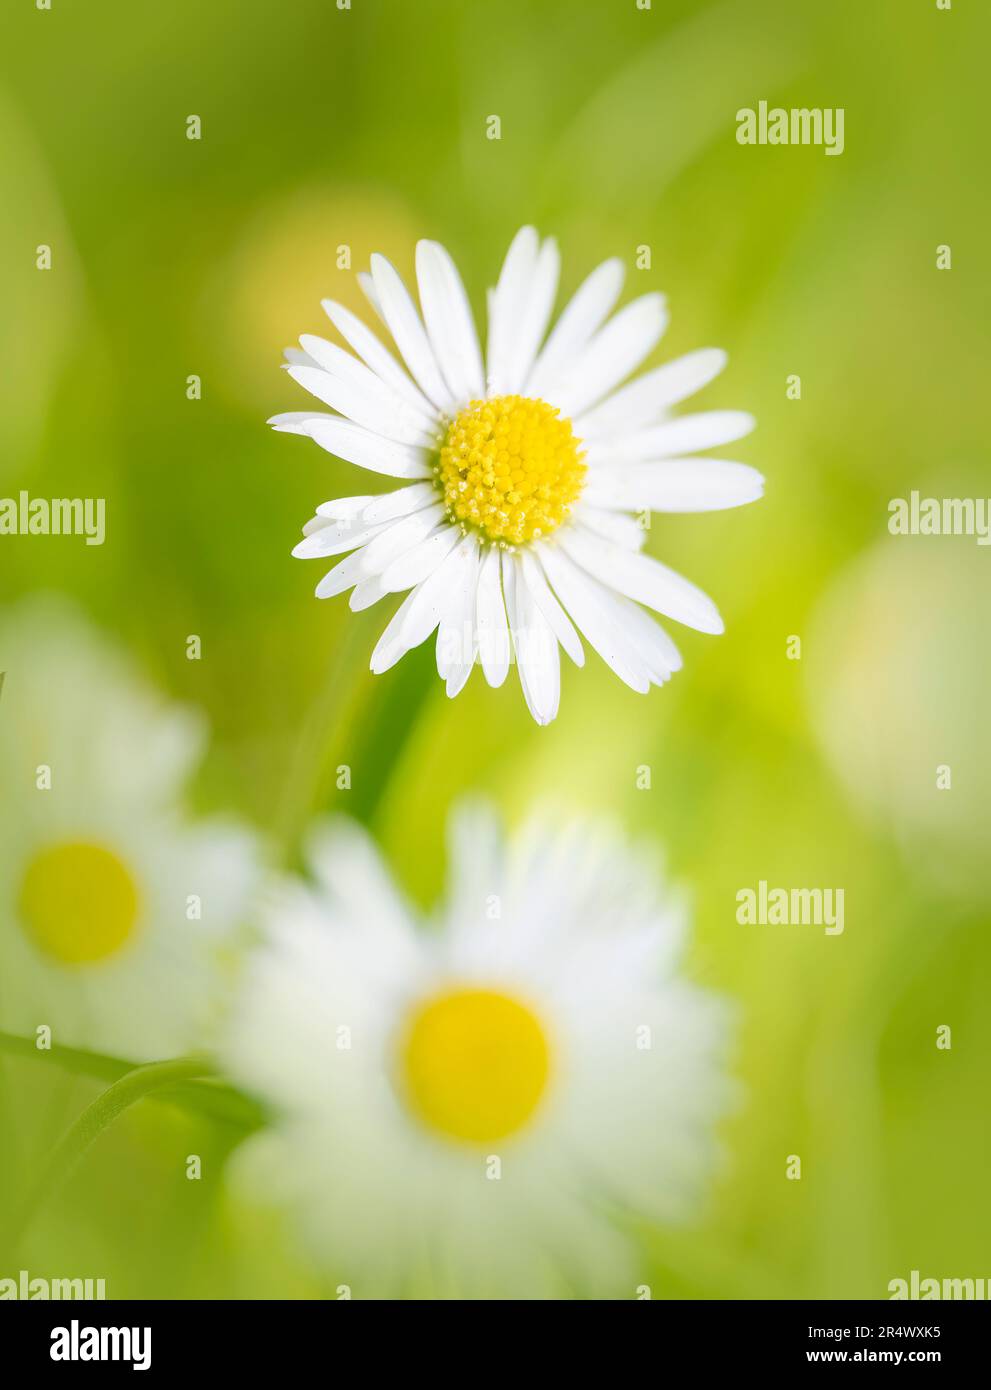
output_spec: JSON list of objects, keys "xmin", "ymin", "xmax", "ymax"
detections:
[
  {"xmin": 274, "ymin": 227, "xmax": 763, "ymax": 723},
  {"xmin": 221, "ymin": 804, "xmax": 734, "ymax": 1299},
  {"xmin": 0, "ymin": 599, "xmax": 258, "ymax": 1060}
]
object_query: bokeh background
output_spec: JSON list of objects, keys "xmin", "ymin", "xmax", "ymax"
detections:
[{"xmin": 2, "ymin": 0, "xmax": 989, "ymax": 1298}]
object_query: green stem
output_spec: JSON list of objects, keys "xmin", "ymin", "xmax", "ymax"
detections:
[
  {"xmin": 0, "ymin": 1028, "xmax": 131, "ymax": 1083},
  {"xmin": 5, "ymin": 1055, "xmax": 213, "ymax": 1254},
  {"xmin": 0, "ymin": 1029, "xmax": 266, "ymax": 1130}
]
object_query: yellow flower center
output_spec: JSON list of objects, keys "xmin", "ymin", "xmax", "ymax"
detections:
[
  {"xmin": 18, "ymin": 841, "xmax": 140, "ymax": 965},
  {"xmin": 399, "ymin": 987, "xmax": 551, "ymax": 1144},
  {"xmin": 437, "ymin": 394, "xmax": 586, "ymax": 545}
]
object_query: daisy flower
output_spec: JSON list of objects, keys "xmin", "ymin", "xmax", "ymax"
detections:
[
  {"xmin": 273, "ymin": 226, "xmax": 763, "ymax": 724},
  {"xmin": 221, "ymin": 804, "xmax": 734, "ymax": 1299},
  {"xmin": 0, "ymin": 598, "xmax": 258, "ymax": 1062}
]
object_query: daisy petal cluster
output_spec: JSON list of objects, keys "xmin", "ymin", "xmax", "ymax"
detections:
[
  {"xmin": 221, "ymin": 804, "xmax": 734, "ymax": 1299},
  {"xmin": 274, "ymin": 227, "xmax": 763, "ymax": 723}
]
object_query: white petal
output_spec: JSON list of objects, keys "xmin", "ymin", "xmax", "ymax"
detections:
[
  {"xmin": 314, "ymin": 495, "xmax": 376, "ymax": 520},
  {"xmin": 304, "ymin": 819, "xmax": 412, "ymax": 942},
  {"xmin": 314, "ymin": 548, "xmax": 370, "ymax": 599},
  {"xmin": 297, "ymin": 336, "xmax": 437, "ymax": 436},
  {"xmin": 416, "ymin": 240, "xmax": 485, "ymax": 405},
  {"xmin": 369, "ymin": 588, "xmax": 424, "ymax": 674},
  {"xmin": 444, "ymin": 801, "xmax": 504, "ymax": 934},
  {"xmin": 537, "ymin": 545, "xmax": 653, "ymax": 693},
  {"xmin": 401, "ymin": 533, "xmax": 478, "ymax": 650},
  {"xmin": 518, "ymin": 547, "xmax": 584, "ymax": 667},
  {"xmin": 488, "ymin": 227, "xmax": 552, "ymax": 397},
  {"xmin": 474, "ymin": 546, "xmax": 512, "ymax": 687},
  {"xmin": 287, "ymin": 363, "xmax": 432, "ymax": 449},
  {"xmin": 268, "ymin": 410, "xmax": 334, "ymax": 433},
  {"xmin": 291, "ymin": 517, "xmax": 390, "ymax": 559},
  {"xmin": 321, "ymin": 299, "xmax": 438, "ymax": 420},
  {"xmin": 486, "ymin": 227, "xmax": 538, "ymax": 391},
  {"xmin": 526, "ymin": 257, "xmax": 625, "ymax": 400},
  {"xmin": 357, "ymin": 270, "xmax": 385, "ymax": 325},
  {"xmin": 585, "ymin": 459, "xmax": 765, "ymax": 513},
  {"xmin": 359, "ymin": 481, "xmax": 438, "ymax": 524},
  {"xmin": 484, "ymin": 285, "xmax": 498, "ymax": 378},
  {"xmin": 574, "ymin": 503, "xmax": 648, "ymax": 550},
  {"xmin": 574, "ymin": 349, "xmax": 728, "ymax": 440},
  {"xmin": 609, "ymin": 595, "xmax": 683, "ymax": 681},
  {"xmin": 370, "ymin": 253, "xmax": 455, "ymax": 412},
  {"xmin": 554, "ymin": 293, "xmax": 668, "ymax": 418},
  {"xmin": 293, "ymin": 416, "xmax": 430, "ymax": 480},
  {"xmin": 354, "ymin": 503, "xmax": 445, "ymax": 578},
  {"xmin": 504, "ymin": 554, "xmax": 561, "ymax": 725},
  {"xmin": 283, "ymin": 346, "xmax": 321, "ymax": 369},
  {"xmin": 380, "ymin": 523, "xmax": 461, "ymax": 592},
  {"xmin": 505, "ymin": 238, "xmax": 560, "ymax": 395},
  {"xmin": 349, "ymin": 575, "xmax": 389, "ymax": 611},
  {"xmin": 588, "ymin": 409, "xmax": 755, "ymax": 461},
  {"xmin": 558, "ymin": 526, "xmax": 724, "ymax": 634},
  {"xmin": 436, "ymin": 540, "xmax": 482, "ymax": 696}
]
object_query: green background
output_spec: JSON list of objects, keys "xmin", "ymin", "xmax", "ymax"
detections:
[{"xmin": 1, "ymin": 0, "xmax": 989, "ymax": 1298}]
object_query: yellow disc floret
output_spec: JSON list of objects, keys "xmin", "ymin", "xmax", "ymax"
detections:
[
  {"xmin": 18, "ymin": 841, "xmax": 140, "ymax": 965},
  {"xmin": 399, "ymin": 987, "xmax": 552, "ymax": 1144},
  {"xmin": 437, "ymin": 394, "xmax": 586, "ymax": 546}
]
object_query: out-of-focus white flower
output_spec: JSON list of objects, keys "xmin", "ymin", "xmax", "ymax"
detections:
[
  {"xmin": 221, "ymin": 804, "xmax": 734, "ymax": 1299},
  {"xmin": 274, "ymin": 226, "xmax": 762, "ymax": 723},
  {"xmin": 0, "ymin": 598, "xmax": 258, "ymax": 1060}
]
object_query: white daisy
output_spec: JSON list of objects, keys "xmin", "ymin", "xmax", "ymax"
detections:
[
  {"xmin": 273, "ymin": 226, "xmax": 763, "ymax": 724},
  {"xmin": 221, "ymin": 804, "xmax": 734, "ymax": 1299},
  {"xmin": 0, "ymin": 598, "xmax": 258, "ymax": 1062}
]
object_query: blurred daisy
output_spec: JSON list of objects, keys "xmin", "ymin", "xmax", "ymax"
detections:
[
  {"xmin": 221, "ymin": 805, "xmax": 733, "ymax": 1299},
  {"xmin": 0, "ymin": 598, "xmax": 258, "ymax": 1061},
  {"xmin": 273, "ymin": 226, "xmax": 762, "ymax": 723}
]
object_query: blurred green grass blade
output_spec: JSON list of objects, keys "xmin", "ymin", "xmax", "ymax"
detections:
[{"xmin": 0, "ymin": 1031, "xmax": 265, "ymax": 1132}]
